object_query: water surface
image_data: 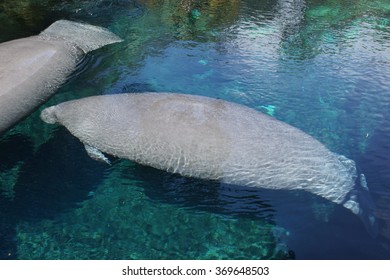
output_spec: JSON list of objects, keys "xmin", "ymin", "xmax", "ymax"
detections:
[{"xmin": 1, "ymin": 0, "xmax": 390, "ymax": 259}]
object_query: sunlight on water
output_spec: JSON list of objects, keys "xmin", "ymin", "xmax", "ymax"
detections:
[{"xmin": 1, "ymin": 0, "xmax": 390, "ymax": 259}]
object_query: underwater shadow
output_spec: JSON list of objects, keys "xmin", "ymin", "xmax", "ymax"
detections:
[
  {"xmin": 358, "ymin": 112, "xmax": 390, "ymax": 252},
  {"xmin": 131, "ymin": 163, "xmax": 276, "ymax": 221},
  {"xmin": 0, "ymin": 133, "xmax": 33, "ymax": 169},
  {"xmin": 126, "ymin": 163, "xmax": 295, "ymax": 259},
  {"xmin": 12, "ymin": 128, "xmax": 108, "ymax": 219},
  {"xmin": 0, "ymin": 128, "xmax": 108, "ymax": 259},
  {"xmin": 127, "ymin": 162, "xmax": 390, "ymax": 259},
  {"xmin": 0, "ymin": 134, "xmax": 34, "ymax": 259}
]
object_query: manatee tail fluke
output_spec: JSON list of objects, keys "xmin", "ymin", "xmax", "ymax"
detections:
[
  {"xmin": 357, "ymin": 188, "xmax": 379, "ymax": 238},
  {"xmin": 358, "ymin": 200, "xmax": 379, "ymax": 238},
  {"xmin": 344, "ymin": 174, "xmax": 379, "ymax": 238},
  {"xmin": 39, "ymin": 20, "xmax": 123, "ymax": 53},
  {"xmin": 358, "ymin": 174, "xmax": 379, "ymax": 238}
]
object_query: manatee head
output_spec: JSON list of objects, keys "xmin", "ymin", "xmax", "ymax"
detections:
[{"xmin": 40, "ymin": 106, "xmax": 59, "ymax": 124}]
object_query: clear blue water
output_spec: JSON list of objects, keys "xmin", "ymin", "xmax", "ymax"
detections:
[{"xmin": 0, "ymin": 0, "xmax": 390, "ymax": 259}]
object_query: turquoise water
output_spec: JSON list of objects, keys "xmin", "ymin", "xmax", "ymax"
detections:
[{"xmin": 1, "ymin": 0, "xmax": 390, "ymax": 259}]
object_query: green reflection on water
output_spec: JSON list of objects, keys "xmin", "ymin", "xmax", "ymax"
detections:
[{"xmin": 1, "ymin": 0, "xmax": 389, "ymax": 259}]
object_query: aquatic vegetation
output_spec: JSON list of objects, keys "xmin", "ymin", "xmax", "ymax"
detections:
[
  {"xmin": 1, "ymin": 0, "xmax": 390, "ymax": 259},
  {"xmin": 0, "ymin": 164, "xmax": 20, "ymax": 200},
  {"xmin": 15, "ymin": 161, "xmax": 293, "ymax": 259},
  {"xmin": 0, "ymin": 0, "xmax": 52, "ymax": 26}
]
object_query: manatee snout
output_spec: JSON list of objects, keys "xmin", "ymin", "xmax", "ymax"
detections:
[{"xmin": 40, "ymin": 106, "xmax": 59, "ymax": 124}]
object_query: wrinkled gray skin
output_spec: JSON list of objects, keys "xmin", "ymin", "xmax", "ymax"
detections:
[
  {"xmin": 0, "ymin": 20, "xmax": 122, "ymax": 135},
  {"xmin": 41, "ymin": 92, "xmax": 378, "ymax": 236}
]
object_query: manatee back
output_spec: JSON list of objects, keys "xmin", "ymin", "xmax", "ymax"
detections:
[
  {"xmin": 0, "ymin": 20, "xmax": 122, "ymax": 135},
  {"xmin": 43, "ymin": 93, "xmax": 357, "ymax": 205},
  {"xmin": 46, "ymin": 93, "xmax": 236, "ymax": 178},
  {"xmin": 0, "ymin": 37, "xmax": 81, "ymax": 134}
]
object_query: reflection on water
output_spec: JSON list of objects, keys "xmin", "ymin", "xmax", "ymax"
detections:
[{"xmin": 1, "ymin": 0, "xmax": 390, "ymax": 259}]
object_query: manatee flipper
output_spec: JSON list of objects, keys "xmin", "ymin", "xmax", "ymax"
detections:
[
  {"xmin": 84, "ymin": 144, "xmax": 111, "ymax": 165},
  {"xmin": 39, "ymin": 20, "xmax": 123, "ymax": 53}
]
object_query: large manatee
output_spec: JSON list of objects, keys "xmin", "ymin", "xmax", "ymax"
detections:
[
  {"xmin": 40, "ymin": 92, "xmax": 378, "ymax": 236},
  {"xmin": 0, "ymin": 20, "xmax": 122, "ymax": 135}
]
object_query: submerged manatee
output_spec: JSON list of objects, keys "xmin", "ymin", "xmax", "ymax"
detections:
[
  {"xmin": 0, "ymin": 20, "xmax": 122, "ymax": 135},
  {"xmin": 40, "ymin": 92, "xmax": 378, "ymax": 236}
]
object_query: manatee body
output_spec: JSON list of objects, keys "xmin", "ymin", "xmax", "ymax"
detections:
[
  {"xmin": 0, "ymin": 20, "xmax": 122, "ymax": 135},
  {"xmin": 40, "ymin": 92, "xmax": 377, "ymax": 235}
]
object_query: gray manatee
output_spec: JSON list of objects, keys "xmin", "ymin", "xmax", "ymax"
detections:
[
  {"xmin": 40, "ymin": 92, "xmax": 378, "ymax": 236},
  {"xmin": 0, "ymin": 20, "xmax": 122, "ymax": 135}
]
